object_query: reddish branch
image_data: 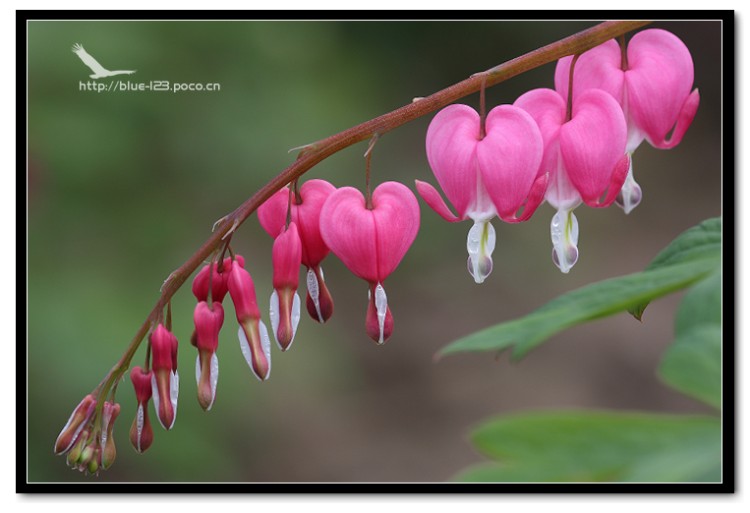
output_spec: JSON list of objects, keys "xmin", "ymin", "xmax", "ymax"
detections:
[{"xmin": 98, "ymin": 19, "xmax": 652, "ymax": 398}]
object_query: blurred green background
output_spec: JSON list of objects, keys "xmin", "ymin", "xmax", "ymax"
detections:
[{"xmin": 27, "ymin": 20, "xmax": 722, "ymax": 482}]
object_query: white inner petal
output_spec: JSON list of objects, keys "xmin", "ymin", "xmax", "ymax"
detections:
[
  {"xmin": 136, "ymin": 404, "xmax": 144, "ymax": 451},
  {"xmin": 289, "ymin": 291, "xmax": 301, "ymax": 348},
  {"xmin": 545, "ymin": 152, "xmax": 582, "ymax": 211},
  {"xmin": 194, "ymin": 354, "xmax": 201, "ymax": 388},
  {"xmin": 169, "ymin": 370, "xmax": 179, "ymax": 430},
  {"xmin": 616, "ymin": 157, "xmax": 643, "ymax": 215},
  {"xmin": 259, "ymin": 320, "xmax": 272, "ymax": 379},
  {"xmin": 466, "ymin": 220, "xmax": 496, "ymax": 284},
  {"xmin": 150, "ymin": 373, "xmax": 164, "ymax": 430},
  {"xmin": 550, "ymin": 209, "xmax": 579, "ymax": 274},
  {"xmin": 269, "ymin": 290, "xmax": 280, "ymax": 347},
  {"xmin": 238, "ymin": 323, "xmax": 272, "ymax": 381},
  {"xmin": 208, "ymin": 353, "xmax": 219, "ymax": 410},
  {"xmin": 306, "ymin": 268, "xmax": 323, "ymax": 321},
  {"xmin": 238, "ymin": 326, "xmax": 253, "ymax": 370},
  {"xmin": 375, "ymin": 283, "xmax": 388, "ymax": 345}
]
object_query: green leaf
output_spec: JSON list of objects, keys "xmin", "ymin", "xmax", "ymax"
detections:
[
  {"xmin": 630, "ymin": 217, "xmax": 721, "ymax": 319},
  {"xmin": 455, "ymin": 410, "xmax": 721, "ymax": 483},
  {"xmin": 438, "ymin": 217, "xmax": 721, "ymax": 360},
  {"xmin": 659, "ymin": 270, "xmax": 722, "ymax": 408},
  {"xmin": 439, "ymin": 257, "xmax": 718, "ymax": 360}
]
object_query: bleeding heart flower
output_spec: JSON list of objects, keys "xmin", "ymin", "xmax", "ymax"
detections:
[
  {"xmin": 416, "ymin": 104, "xmax": 546, "ymax": 283},
  {"xmin": 515, "ymin": 87, "xmax": 629, "ymax": 273},
  {"xmin": 554, "ymin": 29, "xmax": 699, "ymax": 213},
  {"xmin": 258, "ymin": 179, "xmax": 336, "ymax": 324},
  {"xmin": 320, "ymin": 181, "xmax": 420, "ymax": 344}
]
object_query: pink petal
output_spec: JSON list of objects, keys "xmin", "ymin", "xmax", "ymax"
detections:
[
  {"xmin": 425, "ymin": 104, "xmax": 482, "ymax": 218},
  {"xmin": 508, "ymin": 171, "xmax": 549, "ymax": 223},
  {"xmin": 256, "ymin": 187, "xmax": 289, "ymax": 239},
  {"xmin": 477, "ymin": 105, "xmax": 544, "ymax": 220},
  {"xmin": 555, "ymin": 40, "xmax": 625, "ymax": 104},
  {"xmin": 591, "ymin": 153, "xmax": 631, "ymax": 208},
  {"xmin": 513, "ymin": 88, "xmax": 566, "ymax": 180},
  {"xmin": 294, "ymin": 179, "xmax": 336, "ymax": 267},
  {"xmin": 414, "ymin": 180, "xmax": 460, "ymax": 222},
  {"xmin": 650, "ymin": 88, "xmax": 700, "ymax": 149},
  {"xmin": 320, "ymin": 182, "xmax": 420, "ymax": 283},
  {"xmin": 625, "ymin": 29, "xmax": 696, "ymax": 149},
  {"xmin": 371, "ymin": 182, "xmax": 420, "ymax": 280},
  {"xmin": 559, "ymin": 89, "xmax": 627, "ymax": 206},
  {"xmin": 320, "ymin": 186, "xmax": 378, "ymax": 282}
]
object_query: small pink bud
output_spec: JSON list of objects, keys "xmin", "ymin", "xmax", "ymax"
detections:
[
  {"xmin": 269, "ymin": 223, "xmax": 302, "ymax": 351},
  {"xmin": 228, "ymin": 259, "xmax": 271, "ymax": 381},
  {"xmin": 100, "ymin": 401, "xmax": 120, "ymax": 470},
  {"xmin": 150, "ymin": 324, "xmax": 179, "ymax": 430},
  {"xmin": 227, "ymin": 259, "xmax": 260, "ymax": 321},
  {"xmin": 129, "ymin": 366, "xmax": 154, "ymax": 453},
  {"xmin": 54, "ymin": 394, "xmax": 96, "ymax": 455},
  {"xmin": 193, "ymin": 301, "xmax": 224, "ymax": 410}
]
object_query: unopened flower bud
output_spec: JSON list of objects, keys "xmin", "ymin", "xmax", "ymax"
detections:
[
  {"xmin": 150, "ymin": 324, "xmax": 179, "ymax": 430},
  {"xmin": 129, "ymin": 366, "xmax": 155, "ymax": 453},
  {"xmin": 228, "ymin": 258, "xmax": 271, "ymax": 381},
  {"xmin": 66, "ymin": 428, "xmax": 89, "ymax": 467},
  {"xmin": 193, "ymin": 301, "xmax": 224, "ymax": 410},
  {"xmin": 54, "ymin": 394, "xmax": 96, "ymax": 455},
  {"xmin": 87, "ymin": 447, "xmax": 100, "ymax": 475},
  {"xmin": 100, "ymin": 401, "xmax": 120, "ymax": 470},
  {"xmin": 269, "ymin": 222, "xmax": 302, "ymax": 351}
]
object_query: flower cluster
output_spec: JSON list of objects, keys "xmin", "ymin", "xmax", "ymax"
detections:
[
  {"xmin": 54, "ymin": 27, "xmax": 698, "ymax": 474},
  {"xmin": 418, "ymin": 29, "xmax": 698, "ymax": 276},
  {"xmin": 54, "ymin": 395, "xmax": 121, "ymax": 475}
]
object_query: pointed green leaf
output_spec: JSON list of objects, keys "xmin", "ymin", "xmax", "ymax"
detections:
[
  {"xmin": 439, "ymin": 256, "xmax": 718, "ymax": 359},
  {"xmin": 659, "ymin": 270, "xmax": 722, "ymax": 408},
  {"xmin": 455, "ymin": 410, "xmax": 721, "ymax": 482},
  {"xmin": 629, "ymin": 217, "xmax": 721, "ymax": 319}
]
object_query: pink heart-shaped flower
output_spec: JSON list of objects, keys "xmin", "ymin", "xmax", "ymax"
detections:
[
  {"xmin": 320, "ymin": 181, "xmax": 420, "ymax": 284},
  {"xmin": 320, "ymin": 181, "xmax": 419, "ymax": 344}
]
